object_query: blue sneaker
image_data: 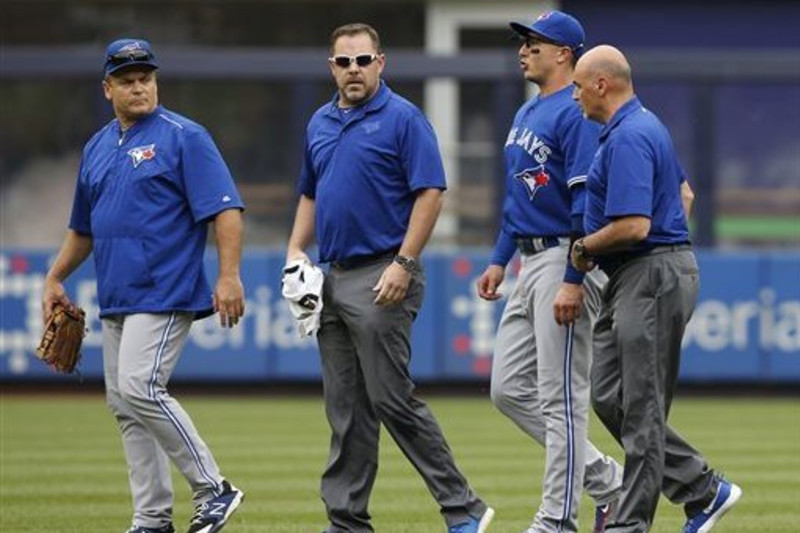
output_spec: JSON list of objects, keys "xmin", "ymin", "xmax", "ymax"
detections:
[
  {"xmin": 126, "ymin": 526, "xmax": 175, "ymax": 533},
  {"xmin": 187, "ymin": 480, "xmax": 244, "ymax": 533},
  {"xmin": 448, "ymin": 507, "xmax": 495, "ymax": 533},
  {"xmin": 683, "ymin": 478, "xmax": 742, "ymax": 533},
  {"xmin": 593, "ymin": 499, "xmax": 618, "ymax": 533}
]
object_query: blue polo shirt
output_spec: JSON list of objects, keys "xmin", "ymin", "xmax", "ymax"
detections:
[
  {"xmin": 298, "ymin": 82, "xmax": 446, "ymax": 262},
  {"xmin": 490, "ymin": 85, "xmax": 600, "ymax": 283},
  {"xmin": 69, "ymin": 105, "xmax": 244, "ymax": 318},
  {"xmin": 584, "ymin": 96, "xmax": 690, "ymax": 263}
]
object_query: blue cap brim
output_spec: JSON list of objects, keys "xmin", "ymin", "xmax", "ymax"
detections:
[
  {"xmin": 105, "ymin": 61, "xmax": 159, "ymax": 77},
  {"xmin": 509, "ymin": 21, "xmax": 558, "ymax": 44}
]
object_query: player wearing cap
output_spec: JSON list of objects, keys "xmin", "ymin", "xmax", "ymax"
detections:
[
  {"xmin": 476, "ymin": 11, "xmax": 622, "ymax": 533},
  {"xmin": 42, "ymin": 39, "xmax": 245, "ymax": 533},
  {"xmin": 571, "ymin": 44, "xmax": 741, "ymax": 533}
]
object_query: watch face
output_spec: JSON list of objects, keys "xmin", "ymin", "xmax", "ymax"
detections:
[{"xmin": 395, "ymin": 255, "xmax": 416, "ymax": 271}]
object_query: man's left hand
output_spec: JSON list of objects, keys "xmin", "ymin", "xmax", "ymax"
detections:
[
  {"xmin": 372, "ymin": 262, "xmax": 411, "ymax": 305},
  {"xmin": 214, "ymin": 274, "xmax": 245, "ymax": 327}
]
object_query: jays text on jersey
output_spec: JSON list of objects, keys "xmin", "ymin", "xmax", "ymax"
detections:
[
  {"xmin": 491, "ymin": 85, "xmax": 600, "ymax": 283},
  {"xmin": 297, "ymin": 81, "xmax": 446, "ymax": 262},
  {"xmin": 70, "ymin": 105, "xmax": 244, "ymax": 317}
]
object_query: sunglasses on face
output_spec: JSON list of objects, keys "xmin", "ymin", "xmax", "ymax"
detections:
[
  {"xmin": 106, "ymin": 49, "xmax": 154, "ymax": 66},
  {"xmin": 513, "ymin": 33, "xmax": 562, "ymax": 49},
  {"xmin": 329, "ymin": 54, "xmax": 379, "ymax": 68}
]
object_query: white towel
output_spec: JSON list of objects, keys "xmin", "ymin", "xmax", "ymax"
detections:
[{"xmin": 281, "ymin": 259, "xmax": 325, "ymax": 337}]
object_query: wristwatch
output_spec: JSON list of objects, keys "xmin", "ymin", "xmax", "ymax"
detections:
[
  {"xmin": 572, "ymin": 238, "xmax": 591, "ymax": 260},
  {"xmin": 393, "ymin": 255, "xmax": 417, "ymax": 272}
]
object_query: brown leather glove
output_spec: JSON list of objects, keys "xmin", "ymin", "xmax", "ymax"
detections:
[{"xmin": 36, "ymin": 303, "xmax": 86, "ymax": 373}]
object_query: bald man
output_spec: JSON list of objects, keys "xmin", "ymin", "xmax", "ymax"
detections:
[{"xmin": 570, "ymin": 45, "xmax": 741, "ymax": 533}]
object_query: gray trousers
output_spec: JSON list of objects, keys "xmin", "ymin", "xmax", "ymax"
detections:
[
  {"xmin": 317, "ymin": 257, "xmax": 487, "ymax": 532},
  {"xmin": 490, "ymin": 247, "xmax": 622, "ymax": 533},
  {"xmin": 591, "ymin": 249, "xmax": 715, "ymax": 532},
  {"xmin": 102, "ymin": 313, "xmax": 223, "ymax": 530}
]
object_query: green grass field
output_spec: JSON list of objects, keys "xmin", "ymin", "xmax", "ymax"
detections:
[{"xmin": 1, "ymin": 394, "xmax": 798, "ymax": 532}]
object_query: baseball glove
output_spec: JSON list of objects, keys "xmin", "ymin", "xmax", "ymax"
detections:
[{"xmin": 36, "ymin": 303, "xmax": 87, "ymax": 374}]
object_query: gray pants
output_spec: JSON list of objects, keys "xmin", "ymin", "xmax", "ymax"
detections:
[
  {"xmin": 318, "ymin": 257, "xmax": 487, "ymax": 532},
  {"xmin": 102, "ymin": 313, "xmax": 223, "ymax": 530},
  {"xmin": 591, "ymin": 250, "xmax": 715, "ymax": 532},
  {"xmin": 490, "ymin": 246, "xmax": 622, "ymax": 533}
]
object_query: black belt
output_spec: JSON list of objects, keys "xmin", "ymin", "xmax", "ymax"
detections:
[
  {"xmin": 600, "ymin": 243, "xmax": 692, "ymax": 276},
  {"xmin": 516, "ymin": 236, "xmax": 570, "ymax": 256},
  {"xmin": 331, "ymin": 249, "xmax": 398, "ymax": 270}
]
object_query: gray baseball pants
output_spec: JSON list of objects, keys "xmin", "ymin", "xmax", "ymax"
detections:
[
  {"xmin": 490, "ymin": 246, "xmax": 622, "ymax": 532},
  {"xmin": 591, "ymin": 249, "xmax": 716, "ymax": 532},
  {"xmin": 317, "ymin": 256, "xmax": 487, "ymax": 532},
  {"xmin": 102, "ymin": 312, "xmax": 223, "ymax": 530}
]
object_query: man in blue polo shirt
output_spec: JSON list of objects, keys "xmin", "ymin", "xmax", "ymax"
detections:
[
  {"xmin": 476, "ymin": 11, "xmax": 621, "ymax": 533},
  {"xmin": 286, "ymin": 23, "xmax": 493, "ymax": 533},
  {"xmin": 571, "ymin": 45, "xmax": 741, "ymax": 532},
  {"xmin": 42, "ymin": 39, "xmax": 245, "ymax": 533}
]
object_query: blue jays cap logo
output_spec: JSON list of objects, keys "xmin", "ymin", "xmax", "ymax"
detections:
[
  {"xmin": 127, "ymin": 144, "xmax": 156, "ymax": 168},
  {"xmin": 118, "ymin": 41, "xmax": 146, "ymax": 53},
  {"xmin": 515, "ymin": 165, "xmax": 551, "ymax": 200},
  {"xmin": 537, "ymin": 12, "xmax": 553, "ymax": 21}
]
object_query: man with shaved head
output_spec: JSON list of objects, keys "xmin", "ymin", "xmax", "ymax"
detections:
[{"xmin": 571, "ymin": 45, "xmax": 741, "ymax": 533}]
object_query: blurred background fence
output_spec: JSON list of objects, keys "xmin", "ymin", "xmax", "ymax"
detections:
[{"xmin": 1, "ymin": 0, "xmax": 798, "ymax": 384}]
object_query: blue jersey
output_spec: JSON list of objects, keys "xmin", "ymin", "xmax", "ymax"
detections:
[
  {"xmin": 491, "ymin": 85, "xmax": 600, "ymax": 283},
  {"xmin": 69, "ymin": 105, "xmax": 244, "ymax": 318},
  {"xmin": 298, "ymin": 82, "xmax": 446, "ymax": 262},
  {"xmin": 584, "ymin": 96, "xmax": 690, "ymax": 265}
]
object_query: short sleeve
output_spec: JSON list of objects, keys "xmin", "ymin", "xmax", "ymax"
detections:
[
  {"xmin": 181, "ymin": 128, "xmax": 244, "ymax": 222},
  {"xmin": 297, "ymin": 136, "xmax": 317, "ymax": 199},
  {"xmin": 604, "ymin": 138, "xmax": 654, "ymax": 219},
  {"xmin": 399, "ymin": 110, "xmax": 447, "ymax": 191},
  {"xmin": 68, "ymin": 158, "xmax": 92, "ymax": 235}
]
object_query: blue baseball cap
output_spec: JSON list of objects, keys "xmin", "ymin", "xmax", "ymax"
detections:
[
  {"xmin": 104, "ymin": 38, "xmax": 159, "ymax": 77},
  {"xmin": 510, "ymin": 11, "xmax": 586, "ymax": 57}
]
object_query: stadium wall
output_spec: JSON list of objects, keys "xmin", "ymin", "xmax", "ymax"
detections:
[{"xmin": 2, "ymin": 249, "xmax": 798, "ymax": 384}]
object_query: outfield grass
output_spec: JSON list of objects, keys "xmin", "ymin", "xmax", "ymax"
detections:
[{"xmin": 1, "ymin": 394, "xmax": 798, "ymax": 532}]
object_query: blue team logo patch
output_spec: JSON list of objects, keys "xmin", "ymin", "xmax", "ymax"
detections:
[
  {"xmin": 515, "ymin": 165, "xmax": 551, "ymax": 201},
  {"xmin": 127, "ymin": 144, "xmax": 156, "ymax": 168}
]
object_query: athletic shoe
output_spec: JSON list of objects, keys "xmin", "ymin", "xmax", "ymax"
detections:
[
  {"xmin": 682, "ymin": 478, "xmax": 742, "ymax": 533},
  {"xmin": 126, "ymin": 525, "xmax": 175, "ymax": 533},
  {"xmin": 593, "ymin": 499, "xmax": 618, "ymax": 533},
  {"xmin": 448, "ymin": 507, "xmax": 495, "ymax": 533},
  {"xmin": 187, "ymin": 480, "xmax": 245, "ymax": 533}
]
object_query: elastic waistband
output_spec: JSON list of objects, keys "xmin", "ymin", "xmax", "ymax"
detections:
[
  {"xmin": 516, "ymin": 236, "xmax": 570, "ymax": 256},
  {"xmin": 601, "ymin": 243, "xmax": 692, "ymax": 276},
  {"xmin": 331, "ymin": 248, "xmax": 398, "ymax": 271}
]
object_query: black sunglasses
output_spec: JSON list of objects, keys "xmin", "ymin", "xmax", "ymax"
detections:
[
  {"xmin": 329, "ymin": 54, "xmax": 379, "ymax": 68},
  {"xmin": 512, "ymin": 32, "xmax": 561, "ymax": 49},
  {"xmin": 107, "ymin": 49, "xmax": 154, "ymax": 66}
]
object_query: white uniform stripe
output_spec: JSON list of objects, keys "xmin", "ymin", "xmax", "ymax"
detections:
[
  {"xmin": 567, "ymin": 175, "xmax": 587, "ymax": 188},
  {"xmin": 558, "ymin": 323, "xmax": 577, "ymax": 530},
  {"xmin": 148, "ymin": 313, "xmax": 219, "ymax": 494},
  {"xmin": 158, "ymin": 114, "xmax": 184, "ymax": 129}
]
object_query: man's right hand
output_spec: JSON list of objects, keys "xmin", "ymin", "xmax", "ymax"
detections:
[
  {"xmin": 477, "ymin": 264, "xmax": 506, "ymax": 301},
  {"xmin": 42, "ymin": 276, "xmax": 71, "ymax": 324},
  {"xmin": 286, "ymin": 249, "xmax": 310, "ymax": 265}
]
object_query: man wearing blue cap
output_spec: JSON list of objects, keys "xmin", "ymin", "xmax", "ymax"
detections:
[
  {"xmin": 42, "ymin": 39, "xmax": 245, "ymax": 533},
  {"xmin": 477, "ymin": 11, "xmax": 622, "ymax": 533}
]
